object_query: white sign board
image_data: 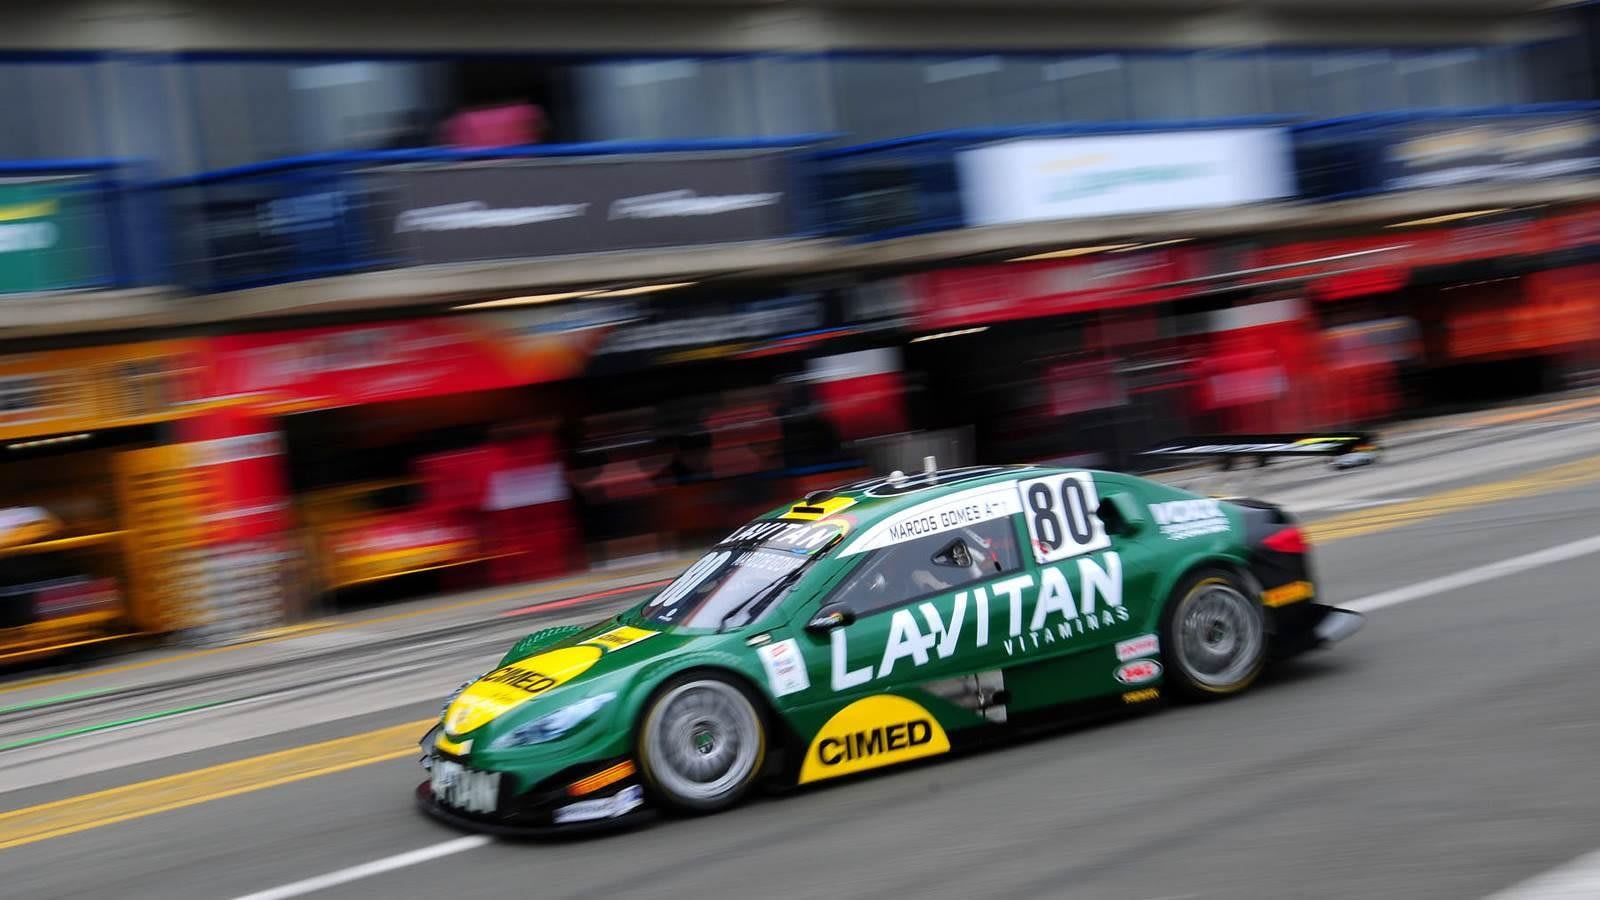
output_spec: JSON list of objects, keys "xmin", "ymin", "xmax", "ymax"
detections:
[{"xmin": 957, "ymin": 128, "xmax": 1295, "ymax": 227}]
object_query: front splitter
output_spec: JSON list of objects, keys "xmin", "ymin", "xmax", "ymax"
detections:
[{"xmin": 414, "ymin": 781, "xmax": 655, "ymax": 839}]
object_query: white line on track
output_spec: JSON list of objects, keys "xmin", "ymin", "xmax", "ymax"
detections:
[
  {"xmin": 225, "ymin": 836, "xmax": 490, "ymax": 900},
  {"xmin": 1480, "ymin": 847, "xmax": 1600, "ymax": 898},
  {"xmin": 221, "ymin": 533, "xmax": 1600, "ymax": 900},
  {"xmin": 1345, "ymin": 532, "xmax": 1600, "ymax": 613}
]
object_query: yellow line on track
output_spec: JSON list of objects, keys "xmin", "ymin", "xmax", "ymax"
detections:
[
  {"xmin": 5, "ymin": 459, "xmax": 1600, "ymax": 852},
  {"xmin": 1305, "ymin": 455, "xmax": 1600, "ymax": 543},
  {"xmin": 0, "ymin": 719, "xmax": 434, "ymax": 852},
  {"xmin": 1453, "ymin": 394, "xmax": 1600, "ymax": 429}
]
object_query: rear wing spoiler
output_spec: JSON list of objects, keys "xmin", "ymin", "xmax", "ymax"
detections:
[{"xmin": 1140, "ymin": 433, "xmax": 1383, "ymax": 470}]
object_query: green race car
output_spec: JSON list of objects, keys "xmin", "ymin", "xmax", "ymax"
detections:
[{"xmin": 416, "ymin": 464, "xmax": 1362, "ymax": 832}]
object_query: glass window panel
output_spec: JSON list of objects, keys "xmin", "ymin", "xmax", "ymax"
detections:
[
  {"xmin": 1046, "ymin": 54, "xmax": 1127, "ymax": 122},
  {"xmin": 1311, "ymin": 50, "xmax": 1397, "ymax": 116},
  {"xmin": 570, "ymin": 63, "xmax": 645, "ymax": 141},
  {"xmin": 916, "ymin": 55, "xmax": 1005, "ymax": 131},
  {"xmin": 1481, "ymin": 47, "xmax": 1525, "ymax": 105},
  {"xmin": 26, "ymin": 64, "xmax": 102, "ymax": 158},
  {"xmin": 290, "ymin": 61, "xmax": 433, "ymax": 151},
  {"xmin": 1263, "ymin": 54, "xmax": 1316, "ymax": 116},
  {"xmin": 578, "ymin": 59, "xmax": 759, "ymax": 140},
  {"xmin": 990, "ymin": 57, "xmax": 1067, "ymax": 127},
  {"xmin": 1397, "ymin": 49, "xmax": 1488, "ymax": 109},
  {"xmin": 1518, "ymin": 38, "xmax": 1589, "ymax": 102},
  {"xmin": 1125, "ymin": 54, "xmax": 1195, "ymax": 121},
  {"xmin": 830, "ymin": 58, "xmax": 927, "ymax": 141},
  {"xmin": 751, "ymin": 57, "xmax": 834, "ymax": 136},
  {"xmin": 1193, "ymin": 52, "xmax": 1267, "ymax": 118},
  {"xmin": 189, "ymin": 64, "xmax": 260, "ymax": 169},
  {"xmin": 832, "ymin": 516, "xmax": 1024, "ymax": 616},
  {"xmin": 91, "ymin": 59, "xmax": 201, "ymax": 175},
  {"xmin": 0, "ymin": 63, "xmax": 102, "ymax": 158},
  {"xmin": 0, "ymin": 65, "xmax": 39, "ymax": 158}
]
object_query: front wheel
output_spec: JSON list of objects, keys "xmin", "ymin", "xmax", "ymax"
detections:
[
  {"xmin": 1161, "ymin": 569, "xmax": 1267, "ymax": 700},
  {"xmin": 637, "ymin": 673, "xmax": 767, "ymax": 814}
]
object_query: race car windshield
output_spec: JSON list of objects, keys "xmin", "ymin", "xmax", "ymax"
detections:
[{"xmin": 638, "ymin": 521, "xmax": 841, "ymax": 630}]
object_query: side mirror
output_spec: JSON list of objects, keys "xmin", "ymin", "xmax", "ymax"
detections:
[
  {"xmin": 1097, "ymin": 493, "xmax": 1146, "ymax": 536},
  {"xmin": 806, "ymin": 603, "xmax": 857, "ymax": 634}
]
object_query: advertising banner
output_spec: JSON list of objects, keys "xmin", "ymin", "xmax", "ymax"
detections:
[
  {"xmin": 1377, "ymin": 115, "xmax": 1600, "ymax": 192},
  {"xmin": 1046, "ymin": 358, "xmax": 1126, "ymax": 417},
  {"xmin": 1540, "ymin": 204, "xmax": 1600, "ymax": 256},
  {"xmin": 0, "ymin": 340, "xmax": 207, "ymax": 443},
  {"xmin": 561, "ymin": 293, "xmax": 829, "ymax": 374},
  {"xmin": 0, "ymin": 178, "xmax": 105, "ymax": 294},
  {"xmin": 803, "ymin": 348, "xmax": 909, "ymax": 441},
  {"xmin": 1250, "ymin": 211, "xmax": 1561, "ymax": 301},
  {"xmin": 373, "ymin": 152, "xmax": 793, "ymax": 265},
  {"xmin": 178, "ymin": 407, "xmax": 291, "ymax": 543},
  {"xmin": 956, "ymin": 129, "xmax": 1295, "ymax": 227},
  {"xmin": 205, "ymin": 307, "xmax": 629, "ymax": 413},
  {"xmin": 911, "ymin": 248, "xmax": 1186, "ymax": 330}
]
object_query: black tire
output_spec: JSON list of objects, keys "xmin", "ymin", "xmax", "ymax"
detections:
[
  {"xmin": 636, "ymin": 672, "xmax": 767, "ymax": 814},
  {"xmin": 1160, "ymin": 567, "xmax": 1267, "ymax": 700}
]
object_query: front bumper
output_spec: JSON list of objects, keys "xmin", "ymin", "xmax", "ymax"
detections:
[
  {"xmin": 415, "ymin": 726, "xmax": 653, "ymax": 835},
  {"xmin": 415, "ymin": 778, "xmax": 653, "ymax": 837}
]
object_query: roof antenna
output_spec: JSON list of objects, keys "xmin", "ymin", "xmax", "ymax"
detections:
[{"xmin": 924, "ymin": 455, "xmax": 938, "ymax": 481}]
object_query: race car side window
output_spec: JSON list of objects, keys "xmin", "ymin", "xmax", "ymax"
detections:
[{"xmin": 831, "ymin": 516, "xmax": 1024, "ymax": 617}]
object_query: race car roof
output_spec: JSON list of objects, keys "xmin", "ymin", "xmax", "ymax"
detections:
[{"xmin": 771, "ymin": 464, "xmax": 1046, "ymax": 529}]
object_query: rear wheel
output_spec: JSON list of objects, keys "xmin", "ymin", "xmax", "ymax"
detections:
[
  {"xmin": 637, "ymin": 673, "xmax": 766, "ymax": 814},
  {"xmin": 1161, "ymin": 569, "xmax": 1266, "ymax": 700}
]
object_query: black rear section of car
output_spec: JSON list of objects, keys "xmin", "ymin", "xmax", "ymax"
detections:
[{"xmin": 1226, "ymin": 497, "xmax": 1337, "ymax": 658}]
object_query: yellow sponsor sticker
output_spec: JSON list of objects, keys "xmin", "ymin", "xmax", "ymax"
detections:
[
  {"xmin": 782, "ymin": 496, "xmax": 858, "ymax": 521},
  {"xmin": 444, "ymin": 646, "xmax": 604, "ymax": 735},
  {"xmin": 1263, "ymin": 580, "xmax": 1315, "ymax": 608},
  {"xmin": 582, "ymin": 625, "xmax": 656, "ymax": 652},
  {"xmin": 798, "ymin": 695, "xmax": 951, "ymax": 784},
  {"xmin": 1121, "ymin": 688, "xmax": 1161, "ymax": 705}
]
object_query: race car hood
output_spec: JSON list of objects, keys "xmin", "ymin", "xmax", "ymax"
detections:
[{"xmin": 441, "ymin": 620, "xmax": 686, "ymax": 740}]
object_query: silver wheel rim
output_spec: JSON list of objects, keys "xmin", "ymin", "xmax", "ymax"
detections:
[
  {"xmin": 1175, "ymin": 581, "xmax": 1263, "ymax": 688},
  {"xmin": 646, "ymin": 680, "xmax": 761, "ymax": 804}
]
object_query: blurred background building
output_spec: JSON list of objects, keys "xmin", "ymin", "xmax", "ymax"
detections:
[{"xmin": 4, "ymin": 0, "xmax": 1600, "ymax": 661}]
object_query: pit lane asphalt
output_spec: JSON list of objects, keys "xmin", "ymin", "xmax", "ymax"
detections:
[{"xmin": 5, "ymin": 478, "xmax": 1600, "ymax": 899}]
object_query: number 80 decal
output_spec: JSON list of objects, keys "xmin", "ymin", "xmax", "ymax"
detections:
[{"xmin": 1016, "ymin": 472, "xmax": 1110, "ymax": 564}]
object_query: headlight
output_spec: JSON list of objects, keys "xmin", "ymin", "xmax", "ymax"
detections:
[
  {"xmin": 439, "ymin": 674, "xmax": 483, "ymax": 716},
  {"xmin": 488, "ymin": 692, "xmax": 617, "ymax": 750}
]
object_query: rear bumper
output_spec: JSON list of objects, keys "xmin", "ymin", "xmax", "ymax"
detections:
[
  {"xmin": 1269, "ymin": 602, "xmax": 1364, "ymax": 658},
  {"xmin": 1312, "ymin": 607, "xmax": 1364, "ymax": 644}
]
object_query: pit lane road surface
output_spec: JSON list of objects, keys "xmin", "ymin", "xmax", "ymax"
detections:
[{"xmin": 6, "ymin": 466, "xmax": 1600, "ymax": 899}]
